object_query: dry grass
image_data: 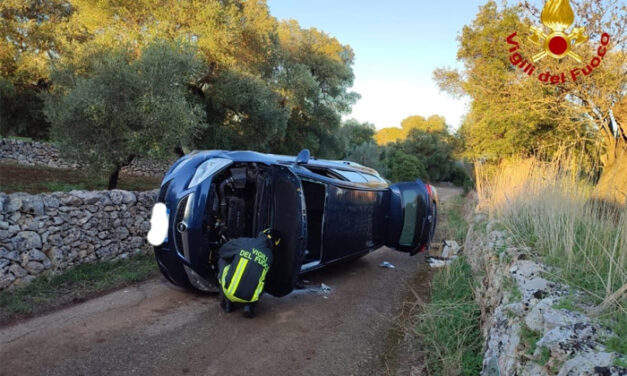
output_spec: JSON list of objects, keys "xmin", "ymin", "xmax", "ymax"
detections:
[{"xmin": 476, "ymin": 158, "xmax": 626, "ymax": 349}]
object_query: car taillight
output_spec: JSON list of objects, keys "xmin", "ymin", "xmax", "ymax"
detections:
[{"xmin": 426, "ymin": 184, "xmax": 432, "ymax": 197}]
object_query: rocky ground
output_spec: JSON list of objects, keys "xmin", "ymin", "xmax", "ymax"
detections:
[{"xmin": 465, "ymin": 214, "xmax": 627, "ymax": 376}]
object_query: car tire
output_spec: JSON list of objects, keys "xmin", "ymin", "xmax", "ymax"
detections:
[{"xmin": 154, "ymin": 248, "xmax": 195, "ymax": 290}]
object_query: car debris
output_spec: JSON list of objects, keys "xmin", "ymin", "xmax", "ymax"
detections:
[
  {"xmin": 441, "ymin": 240, "xmax": 461, "ymax": 258},
  {"xmin": 427, "ymin": 258, "xmax": 453, "ymax": 268},
  {"xmin": 378, "ymin": 261, "xmax": 396, "ymax": 269},
  {"xmin": 289, "ymin": 282, "xmax": 333, "ymax": 298},
  {"xmin": 320, "ymin": 283, "xmax": 332, "ymax": 293},
  {"xmin": 427, "ymin": 240, "xmax": 463, "ymax": 268}
]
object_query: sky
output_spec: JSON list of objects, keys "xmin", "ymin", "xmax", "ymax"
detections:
[{"xmin": 266, "ymin": 0, "xmax": 489, "ymax": 131}]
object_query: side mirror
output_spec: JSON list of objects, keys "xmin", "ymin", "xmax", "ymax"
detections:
[{"xmin": 296, "ymin": 149, "xmax": 310, "ymax": 164}]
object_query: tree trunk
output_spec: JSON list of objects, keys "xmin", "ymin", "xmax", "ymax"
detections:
[
  {"xmin": 108, "ymin": 165, "xmax": 121, "ymax": 190},
  {"xmin": 107, "ymin": 154, "xmax": 136, "ymax": 190},
  {"xmin": 174, "ymin": 146, "xmax": 185, "ymax": 158},
  {"xmin": 596, "ymin": 140, "xmax": 626, "ymax": 206}
]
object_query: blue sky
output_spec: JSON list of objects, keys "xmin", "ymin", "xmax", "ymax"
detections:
[{"xmin": 267, "ymin": 0, "xmax": 489, "ymax": 130}]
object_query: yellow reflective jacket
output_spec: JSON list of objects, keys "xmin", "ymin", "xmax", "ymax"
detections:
[{"xmin": 219, "ymin": 235, "xmax": 274, "ymax": 304}]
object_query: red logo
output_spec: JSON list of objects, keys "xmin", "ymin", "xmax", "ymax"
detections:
[{"xmin": 505, "ymin": 0, "xmax": 611, "ymax": 84}]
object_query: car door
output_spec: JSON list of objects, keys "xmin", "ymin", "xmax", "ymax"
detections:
[
  {"xmin": 385, "ymin": 181, "xmax": 433, "ymax": 255},
  {"xmin": 263, "ymin": 164, "xmax": 308, "ymax": 297}
]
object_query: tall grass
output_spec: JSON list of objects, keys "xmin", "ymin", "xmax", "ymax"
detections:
[
  {"xmin": 406, "ymin": 194, "xmax": 483, "ymax": 376},
  {"xmin": 476, "ymin": 158, "xmax": 626, "ymax": 333}
]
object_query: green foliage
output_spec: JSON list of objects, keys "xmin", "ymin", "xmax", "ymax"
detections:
[
  {"xmin": 371, "ymin": 113, "xmax": 473, "ymax": 186},
  {"xmin": 339, "ymin": 118, "xmax": 376, "ymax": 152},
  {"xmin": 275, "ymin": 20, "xmax": 359, "ymax": 158},
  {"xmin": 615, "ymin": 357, "xmax": 627, "ymax": 368},
  {"xmin": 383, "ymin": 149, "xmax": 427, "ymax": 183},
  {"xmin": 450, "ymin": 162, "xmax": 475, "ymax": 192},
  {"xmin": 44, "ymin": 40, "xmax": 206, "ymax": 181},
  {"xmin": 440, "ymin": 195, "xmax": 469, "ymax": 241},
  {"xmin": 4, "ymin": 1, "xmax": 360, "ymax": 162},
  {"xmin": 435, "ymin": 0, "xmax": 626, "ymax": 176},
  {"xmin": 339, "ymin": 119, "xmax": 380, "ymax": 169},
  {"xmin": 380, "ymin": 126, "xmax": 473, "ymax": 186},
  {"xmin": 538, "ymin": 347, "xmax": 551, "ymax": 366},
  {"xmin": 0, "ymin": 0, "xmax": 77, "ymax": 87},
  {"xmin": 345, "ymin": 142, "xmax": 384, "ymax": 172},
  {"xmin": 401, "ymin": 114, "xmax": 448, "ymax": 134},
  {"xmin": 415, "ymin": 257, "xmax": 483, "ymax": 376},
  {"xmin": 603, "ymin": 311, "xmax": 627, "ymax": 356},
  {"xmin": 376, "ymin": 114, "xmax": 449, "ymax": 145},
  {"xmin": 0, "ymin": 78, "xmax": 15, "ymax": 136},
  {"xmin": 0, "ymin": 80, "xmax": 50, "ymax": 140},
  {"xmin": 503, "ymin": 275, "xmax": 523, "ymax": 301},
  {"xmin": 552, "ymin": 294, "xmax": 580, "ymax": 312},
  {"xmin": 0, "ymin": 252, "xmax": 157, "ymax": 323},
  {"xmin": 198, "ymin": 69, "xmax": 288, "ymax": 152},
  {"xmin": 402, "ymin": 129, "xmax": 456, "ymax": 180},
  {"xmin": 520, "ymin": 324, "xmax": 543, "ymax": 355}
]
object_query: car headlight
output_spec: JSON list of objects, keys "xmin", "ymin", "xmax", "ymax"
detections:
[
  {"xmin": 188, "ymin": 158, "xmax": 232, "ymax": 188},
  {"xmin": 168, "ymin": 157, "xmax": 192, "ymax": 176}
]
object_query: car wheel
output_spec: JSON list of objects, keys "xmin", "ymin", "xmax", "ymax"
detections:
[{"xmin": 154, "ymin": 249, "xmax": 194, "ymax": 290}]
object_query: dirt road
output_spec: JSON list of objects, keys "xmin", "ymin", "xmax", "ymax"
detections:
[{"xmin": 0, "ymin": 186, "xmax": 462, "ymax": 376}]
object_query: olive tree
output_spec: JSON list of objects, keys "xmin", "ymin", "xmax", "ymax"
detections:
[{"xmin": 45, "ymin": 40, "xmax": 206, "ymax": 189}]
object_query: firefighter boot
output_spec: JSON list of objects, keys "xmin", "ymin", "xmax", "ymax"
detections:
[
  {"xmin": 243, "ymin": 303, "xmax": 255, "ymax": 318},
  {"xmin": 219, "ymin": 291, "xmax": 233, "ymax": 313}
]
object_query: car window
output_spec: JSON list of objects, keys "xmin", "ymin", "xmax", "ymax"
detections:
[
  {"xmin": 303, "ymin": 166, "xmax": 343, "ymax": 180},
  {"xmin": 399, "ymin": 190, "xmax": 418, "ymax": 246},
  {"xmin": 361, "ymin": 173, "xmax": 385, "ymax": 183},
  {"xmin": 331, "ymin": 169, "xmax": 368, "ymax": 183}
]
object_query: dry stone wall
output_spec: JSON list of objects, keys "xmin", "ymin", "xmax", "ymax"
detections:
[
  {"xmin": 464, "ymin": 214, "xmax": 626, "ymax": 376},
  {"xmin": 0, "ymin": 189, "xmax": 158, "ymax": 290},
  {"xmin": 0, "ymin": 138, "xmax": 81, "ymax": 170},
  {"xmin": 0, "ymin": 139, "xmax": 171, "ymax": 177}
]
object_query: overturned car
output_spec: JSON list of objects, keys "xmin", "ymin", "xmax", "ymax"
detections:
[{"xmin": 147, "ymin": 149, "xmax": 438, "ymax": 297}]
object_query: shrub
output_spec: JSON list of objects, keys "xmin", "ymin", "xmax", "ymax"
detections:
[
  {"xmin": 384, "ymin": 149, "xmax": 427, "ymax": 183},
  {"xmin": 0, "ymin": 78, "xmax": 50, "ymax": 140}
]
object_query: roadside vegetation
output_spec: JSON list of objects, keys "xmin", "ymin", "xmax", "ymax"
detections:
[
  {"xmin": 413, "ymin": 256, "xmax": 483, "ymax": 376},
  {"xmin": 477, "ymin": 158, "xmax": 626, "ymax": 353},
  {"xmin": 391, "ymin": 194, "xmax": 483, "ymax": 376},
  {"xmin": 435, "ymin": 195, "xmax": 469, "ymax": 242},
  {"xmin": 0, "ymin": 252, "xmax": 158, "ymax": 325}
]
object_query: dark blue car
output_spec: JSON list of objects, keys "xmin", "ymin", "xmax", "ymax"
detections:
[{"xmin": 147, "ymin": 149, "xmax": 438, "ymax": 297}]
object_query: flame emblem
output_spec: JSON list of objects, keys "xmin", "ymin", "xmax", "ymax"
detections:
[{"xmin": 529, "ymin": 0, "xmax": 587, "ymax": 62}]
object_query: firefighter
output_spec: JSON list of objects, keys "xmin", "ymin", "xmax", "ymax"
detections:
[{"xmin": 217, "ymin": 229, "xmax": 278, "ymax": 318}]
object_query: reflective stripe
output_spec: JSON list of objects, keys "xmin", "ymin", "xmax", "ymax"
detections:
[
  {"xmin": 252, "ymin": 268, "xmax": 268, "ymax": 301},
  {"xmin": 227, "ymin": 258, "xmax": 248, "ymax": 296},
  {"xmin": 220, "ymin": 264, "xmax": 230, "ymax": 288}
]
